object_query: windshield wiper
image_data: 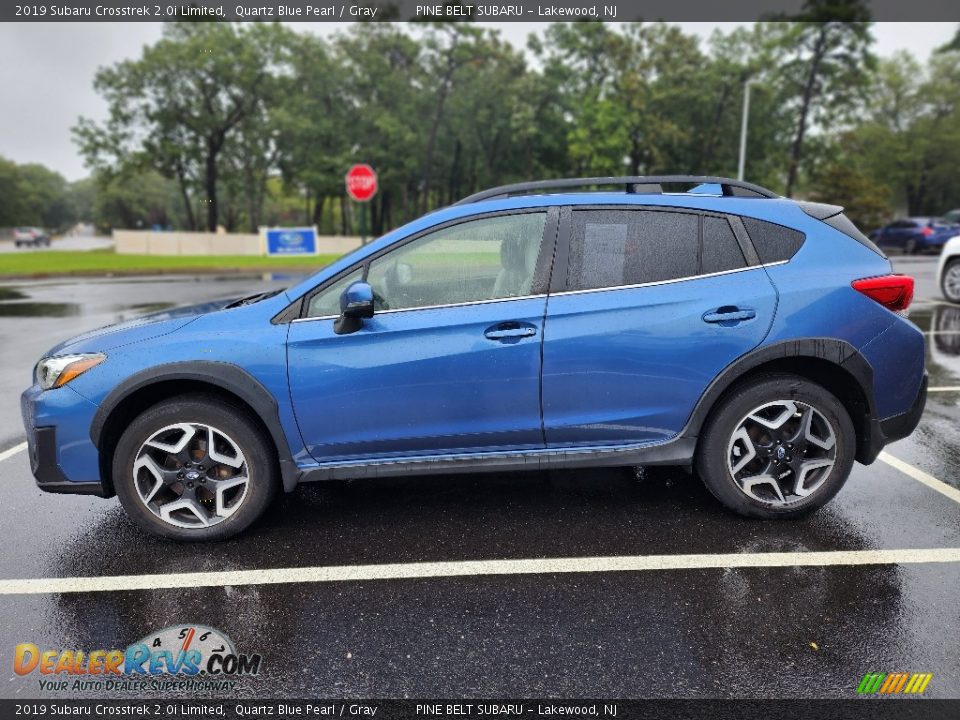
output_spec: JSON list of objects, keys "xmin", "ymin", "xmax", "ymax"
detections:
[{"xmin": 225, "ymin": 289, "xmax": 285, "ymax": 309}]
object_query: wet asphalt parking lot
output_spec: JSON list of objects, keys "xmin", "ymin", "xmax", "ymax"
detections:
[{"xmin": 0, "ymin": 257, "xmax": 957, "ymax": 700}]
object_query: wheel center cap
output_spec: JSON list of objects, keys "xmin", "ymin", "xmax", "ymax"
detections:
[
  {"xmin": 184, "ymin": 469, "xmax": 201, "ymax": 482},
  {"xmin": 775, "ymin": 446, "xmax": 787, "ymax": 461}
]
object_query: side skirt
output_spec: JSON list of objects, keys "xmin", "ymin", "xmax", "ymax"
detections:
[{"xmin": 296, "ymin": 437, "xmax": 697, "ymax": 483}]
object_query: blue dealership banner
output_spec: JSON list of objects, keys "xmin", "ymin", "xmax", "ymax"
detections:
[{"xmin": 263, "ymin": 226, "xmax": 318, "ymax": 256}]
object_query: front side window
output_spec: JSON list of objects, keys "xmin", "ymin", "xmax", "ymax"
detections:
[
  {"xmin": 566, "ymin": 209, "xmax": 699, "ymax": 291},
  {"xmin": 365, "ymin": 212, "xmax": 547, "ymax": 312},
  {"xmin": 306, "ymin": 268, "xmax": 364, "ymax": 318}
]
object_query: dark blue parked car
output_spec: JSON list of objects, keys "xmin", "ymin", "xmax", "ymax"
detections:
[
  {"xmin": 22, "ymin": 176, "xmax": 927, "ymax": 540},
  {"xmin": 869, "ymin": 216, "xmax": 959, "ymax": 255}
]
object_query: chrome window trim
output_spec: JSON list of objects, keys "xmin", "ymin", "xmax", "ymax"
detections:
[
  {"xmin": 551, "ymin": 261, "xmax": 788, "ymax": 298},
  {"xmin": 291, "ymin": 293, "xmax": 548, "ymax": 323},
  {"xmin": 290, "ymin": 261, "xmax": 789, "ymax": 322}
]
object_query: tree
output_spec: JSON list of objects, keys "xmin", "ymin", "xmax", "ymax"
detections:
[
  {"xmin": 75, "ymin": 22, "xmax": 294, "ymax": 232},
  {"xmin": 937, "ymin": 24, "xmax": 960, "ymax": 53},
  {"xmin": 331, "ymin": 24, "xmax": 426, "ymax": 232},
  {"xmin": 274, "ymin": 32, "xmax": 350, "ymax": 228},
  {"xmin": 0, "ymin": 156, "xmax": 21, "ymax": 227},
  {"xmin": 0, "ymin": 159, "xmax": 75, "ymax": 229},
  {"xmin": 810, "ymin": 146, "xmax": 891, "ymax": 230},
  {"xmin": 88, "ymin": 169, "xmax": 187, "ymax": 232},
  {"xmin": 767, "ymin": 0, "xmax": 875, "ymax": 197},
  {"xmin": 850, "ymin": 51, "xmax": 960, "ymax": 214}
]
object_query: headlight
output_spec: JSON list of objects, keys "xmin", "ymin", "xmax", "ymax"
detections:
[{"xmin": 35, "ymin": 353, "xmax": 106, "ymax": 390}]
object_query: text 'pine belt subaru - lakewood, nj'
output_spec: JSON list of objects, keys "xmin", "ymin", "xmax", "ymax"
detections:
[{"xmin": 22, "ymin": 176, "xmax": 927, "ymax": 541}]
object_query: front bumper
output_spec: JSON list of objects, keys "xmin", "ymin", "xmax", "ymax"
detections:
[
  {"xmin": 28, "ymin": 426, "xmax": 108, "ymax": 496},
  {"xmin": 860, "ymin": 372, "xmax": 927, "ymax": 464},
  {"xmin": 21, "ymin": 385, "xmax": 110, "ymax": 497}
]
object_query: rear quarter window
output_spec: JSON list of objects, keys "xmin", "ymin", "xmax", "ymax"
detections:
[
  {"xmin": 822, "ymin": 213, "xmax": 886, "ymax": 257},
  {"xmin": 741, "ymin": 217, "xmax": 806, "ymax": 264}
]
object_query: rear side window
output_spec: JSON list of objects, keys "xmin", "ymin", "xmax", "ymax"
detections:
[
  {"xmin": 741, "ymin": 217, "xmax": 805, "ymax": 264},
  {"xmin": 702, "ymin": 216, "xmax": 746, "ymax": 274},
  {"xmin": 567, "ymin": 210, "xmax": 699, "ymax": 290},
  {"xmin": 822, "ymin": 213, "xmax": 886, "ymax": 257}
]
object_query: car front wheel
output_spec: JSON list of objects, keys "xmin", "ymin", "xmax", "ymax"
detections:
[
  {"xmin": 942, "ymin": 259, "xmax": 960, "ymax": 304},
  {"xmin": 695, "ymin": 374, "xmax": 855, "ymax": 519},
  {"xmin": 113, "ymin": 394, "xmax": 278, "ymax": 541}
]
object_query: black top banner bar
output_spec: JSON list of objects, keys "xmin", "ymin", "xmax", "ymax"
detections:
[
  {"xmin": 5, "ymin": 0, "xmax": 960, "ymax": 22},
  {"xmin": 2, "ymin": 700, "xmax": 960, "ymax": 720}
]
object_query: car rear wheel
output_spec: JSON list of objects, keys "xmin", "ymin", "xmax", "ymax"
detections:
[
  {"xmin": 113, "ymin": 394, "xmax": 278, "ymax": 541},
  {"xmin": 942, "ymin": 259, "xmax": 960, "ymax": 304},
  {"xmin": 695, "ymin": 374, "xmax": 855, "ymax": 519}
]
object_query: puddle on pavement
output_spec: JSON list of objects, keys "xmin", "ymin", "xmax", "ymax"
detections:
[
  {"xmin": 0, "ymin": 302, "xmax": 81, "ymax": 317},
  {"xmin": 118, "ymin": 302, "xmax": 177, "ymax": 313},
  {"xmin": 0, "ymin": 287, "xmax": 27, "ymax": 301},
  {"xmin": 921, "ymin": 304, "xmax": 960, "ymax": 387}
]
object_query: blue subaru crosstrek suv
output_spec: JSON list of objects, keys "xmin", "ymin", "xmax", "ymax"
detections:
[{"xmin": 21, "ymin": 176, "xmax": 927, "ymax": 541}]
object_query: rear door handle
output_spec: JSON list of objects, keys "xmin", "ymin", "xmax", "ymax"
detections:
[
  {"xmin": 702, "ymin": 307, "xmax": 757, "ymax": 324},
  {"xmin": 484, "ymin": 322, "xmax": 538, "ymax": 341}
]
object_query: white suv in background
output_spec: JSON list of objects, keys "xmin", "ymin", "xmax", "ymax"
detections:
[{"xmin": 939, "ymin": 234, "xmax": 960, "ymax": 303}]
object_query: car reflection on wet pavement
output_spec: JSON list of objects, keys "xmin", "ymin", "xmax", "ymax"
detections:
[{"xmin": 0, "ymin": 260, "xmax": 958, "ymax": 699}]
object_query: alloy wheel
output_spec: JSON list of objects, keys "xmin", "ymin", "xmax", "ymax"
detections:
[
  {"xmin": 133, "ymin": 422, "xmax": 249, "ymax": 529},
  {"xmin": 726, "ymin": 400, "xmax": 837, "ymax": 507},
  {"xmin": 944, "ymin": 263, "xmax": 960, "ymax": 302}
]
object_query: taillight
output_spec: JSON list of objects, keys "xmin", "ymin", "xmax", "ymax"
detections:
[
  {"xmin": 922, "ymin": 226, "xmax": 934, "ymax": 237},
  {"xmin": 852, "ymin": 274, "xmax": 914, "ymax": 312}
]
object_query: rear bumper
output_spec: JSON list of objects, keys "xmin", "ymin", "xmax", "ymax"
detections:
[{"xmin": 860, "ymin": 372, "xmax": 927, "ymax": 464}]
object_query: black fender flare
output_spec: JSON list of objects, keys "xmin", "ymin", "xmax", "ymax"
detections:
[
  {"xmin": 90, "ymin": 361, "xmax": 299, "ymax": 491},
  {"xmin": 679, "ymin": 337, "xmax": 878, "ymax": 460}
]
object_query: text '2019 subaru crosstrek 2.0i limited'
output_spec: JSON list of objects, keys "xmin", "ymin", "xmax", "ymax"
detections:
[{"xmin": 22, "ymin": 176, "xmax": 927, "ymax": 541}]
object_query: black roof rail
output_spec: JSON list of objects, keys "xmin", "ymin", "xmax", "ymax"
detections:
[{"xmin": 453, "ymin": 175, "xmax": 780, "ymax": 205}]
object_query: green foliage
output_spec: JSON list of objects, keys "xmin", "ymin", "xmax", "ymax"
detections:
[
  {"xmin": 0, "ymin": 157, "xmax": 78, "ymax": 230},
  {"xmin": 57, "ymin": 20, "xmax": 960, "ymax": 237},
  {"xmin": 74, "ymin": 22, "xmax": 295, "ymax": 232},
  {"xmin": 834, "ymin": 50, "xmax": 960, "ymax": 215},
  {"xmin": 764, "ymin": 0, "xmax": 876, "ymax": 196},
  {"xmin": 937, "ymin": 25, "xmax": 960, "ymax": 53},
  {"xmin": 810, "ymin": 151, "xmax": 891, "ymax": 230},
  {"xmin": 0, "ymin": 249, "xmax": 340, "ymax": 278}
]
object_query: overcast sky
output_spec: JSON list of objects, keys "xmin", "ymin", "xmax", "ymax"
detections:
[{"xmin": 0, "ymin": 21, "xmax": 955, "ymax": 181}]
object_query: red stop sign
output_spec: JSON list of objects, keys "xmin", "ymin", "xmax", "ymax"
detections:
[{"xmin": 345, "ymin": 164, "xmax": 378, "ymax": 202}]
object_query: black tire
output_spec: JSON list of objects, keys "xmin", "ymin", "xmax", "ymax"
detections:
[
  {"xmin": 695, "ymin": 373, "xmax": 855, "ymax": 519},
  {"xmin": 941, "ymin": 258, "xmax": 960, "ymax": 304},
  {"xmin": 113, "ymin": 394, "xmax": 278, "ymax": 541}
]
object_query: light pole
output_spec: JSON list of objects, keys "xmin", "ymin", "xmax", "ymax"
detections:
[{"xmin": 737, "ymin": 79, "xmax": 757, "ymax": 182}]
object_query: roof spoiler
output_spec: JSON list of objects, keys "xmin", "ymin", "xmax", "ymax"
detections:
[{"xmin": 796, "ymin": 201, "xmax": 844, "ymax": 220}]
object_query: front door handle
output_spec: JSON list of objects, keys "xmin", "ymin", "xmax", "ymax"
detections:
[
  {"xmin": 702, "ymin": 306, "xmax": 757, "ymax": 324},
  {"xmin": 484, "ymin": 322, "xmax": 538, "ymax": 341}
]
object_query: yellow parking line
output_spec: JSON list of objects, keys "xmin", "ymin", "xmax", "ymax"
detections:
[{"xmin": 879, "ymin": 452, "xmax": 960, "ymax": 506}]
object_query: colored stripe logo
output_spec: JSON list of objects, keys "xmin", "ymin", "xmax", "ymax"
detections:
[{"xmin": 857, "ymin": 672, "xmax": 933, "ymax": 694}]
